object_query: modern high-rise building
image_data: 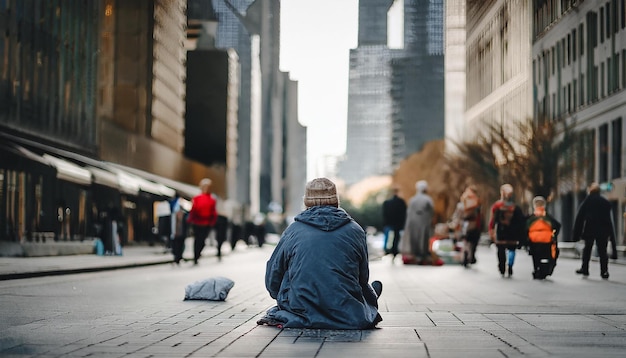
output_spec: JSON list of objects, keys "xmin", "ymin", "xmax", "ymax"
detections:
[
  {"xmin": 394, "ymin": 0, "xmax": 445, "ymax": 160},
  {"xmin": 339, "ymin": 0, "xmax": 445, "ymax": 186}
]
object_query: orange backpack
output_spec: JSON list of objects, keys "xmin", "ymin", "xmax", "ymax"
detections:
[{"xmin": 528, "ymin": 217, "xmax": 554, "ymax": 243}]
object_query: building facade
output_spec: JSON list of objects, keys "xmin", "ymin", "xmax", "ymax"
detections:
[
  {"xmin": 465, "ymin": 0, "xmax": 533, "ymax": 139},
  {"xmin": 444, "ymin": 0, "xmax": 467, "ymax": 146},
  {"xmin": 532, "ymin": 0, "xmax": 626, "ymax": 243},
  {"xmin": 0, "ymin": 0, "xmax": 303, "ymax": 251}
]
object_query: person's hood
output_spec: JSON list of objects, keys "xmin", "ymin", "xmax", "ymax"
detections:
[{"xmin": 295, "ymin": 206, "xmax": 353, "ymax": 232}]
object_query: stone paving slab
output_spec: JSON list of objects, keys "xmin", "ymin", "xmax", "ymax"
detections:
[{"xmin": 1, "ymin": 244, "xmax": 626, "ymax": 357}]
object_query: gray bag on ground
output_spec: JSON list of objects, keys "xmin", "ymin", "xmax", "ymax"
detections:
[{"xmin": 184, "ymin": 276, "xmax": 235, "ymax": 301}]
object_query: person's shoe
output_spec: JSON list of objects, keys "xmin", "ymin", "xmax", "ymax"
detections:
[
  {"xmin": 470, "ymin": 258, "xmax": 477, "ymax": 264},
  {"xmin": 371, "ymin": 280, "xmax": 383, "ymax": 298},
  {"xmin": 601, "ymin": 272, "xmax": 609, "ymax": 279},
  {"xmin": 508, "ymin": 266, "xmax": 513, "ymax": 277},
  {"xmin": 575, "ymin": 268, "xmax": 589, "ymax": 276},
  {"xmin": 610, "ymin": 253, "xmax": 618, "ymax": 260}
]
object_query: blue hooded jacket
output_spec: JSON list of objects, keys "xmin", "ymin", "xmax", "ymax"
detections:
[{"xmin": 263, "ymin": 205, "xmax": 381, "ymax": 329}]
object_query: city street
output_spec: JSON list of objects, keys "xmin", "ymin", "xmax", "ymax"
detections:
[{"xmin": 1, "ymin": 243, "xmax": 625, "ymax": 357}]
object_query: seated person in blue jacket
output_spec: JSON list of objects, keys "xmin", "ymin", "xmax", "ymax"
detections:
[{"xmin": 258, "ymin": 177, "xmax": 382, "ymax": 329}]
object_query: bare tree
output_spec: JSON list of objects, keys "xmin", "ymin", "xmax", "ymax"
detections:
[{"xmin": 447, "ymin": 117, "xmax": 584, "ymax": 209}]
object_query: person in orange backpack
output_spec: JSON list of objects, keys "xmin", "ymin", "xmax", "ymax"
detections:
[{"xmin": 526, "ymin": 196, "xmax": 561, "ymax": 279}]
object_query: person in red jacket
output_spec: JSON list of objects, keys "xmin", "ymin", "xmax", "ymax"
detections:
[{"xmin": 187, "ymin": 178, "xmax": 217, "ymax": 265}]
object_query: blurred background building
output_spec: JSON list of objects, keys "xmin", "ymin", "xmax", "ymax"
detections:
[
  {"xmin": 0, "ymin": 0, "xmax": 306, "ymax": 253},
  {"xmin": 339, "ymin": 0, "xmax": 445, "ymax": 186}
]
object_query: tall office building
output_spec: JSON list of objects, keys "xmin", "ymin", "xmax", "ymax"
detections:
[
  {"xmin": 340, "ymin": 0, "xmax": 401, "ymax": 186},
  {"xmin": 393, "ymin": 0, "xmax": 445, "ymax": 160},
  {"xmin": 340, "ymin": 0, "xmax": 445, "ymax": 186}
]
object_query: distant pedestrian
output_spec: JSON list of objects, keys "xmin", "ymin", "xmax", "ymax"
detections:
[
  {"xmin": 381, "ymin": 188, "xmax": 407, "ymax": 258},
  {"xmin": 170, "ymin": 194, "xmax": 189, "ymax": 265},
  {"xmin": 399, "ymin": 180, "xmax": 434, "ymax": 265},
  {"xmin": 459, "ymin": 185, "xmax": 483, "ymax": 267},
  {"xmin": 526, "ymin": 196, "xmax": 561, "ymax": 279},
  {"xmin": 573, "ymin": 182, "xmax": 616, "ymax": 279},
  {"xmin": 488, "ymin": 184, "xmax": 526, "ymax": 277},
  {"xmin": 187, "ymin": 178, "xmax": 218, "ymax": 265},
  {"xmin": 258, "ymin": 178, "xmax": 382, "ymax": 329}
]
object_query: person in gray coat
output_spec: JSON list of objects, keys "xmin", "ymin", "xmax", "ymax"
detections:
[
  {"xmin": 258, "ymin": 178, "xmax": 382, "ymax": 329},
  {"xmin": 399, "ymin": 180, "xmax": 434, "ymax": 264}
]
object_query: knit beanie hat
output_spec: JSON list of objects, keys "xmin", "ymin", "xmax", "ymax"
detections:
[{"xmin": 303, "ymin": 178, "xmax": 339, "ymax": 208}]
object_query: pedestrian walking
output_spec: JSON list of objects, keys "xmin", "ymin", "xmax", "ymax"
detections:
[
  {"xmin": 382, "ymin": 187, "xmax": 407, "ymax": 258},
  {"xmin": 258, "ymin": 178, "xmax": 382, "ymax": 329},
  {"xmin": 187, "ymin": 178, "xmax": 218, "ymax": 265},
  {"xmin": 170, "ymin": 194, "xmax": 189, "ymax": 265},
  {"xmin": 399, "ymin": 180, "xmax": 434, "ymax": 265},
  {"xmin": 573, "ymin": 182, "xmax": 616, "ymax": 279},
  {"xmin": 526, "ymin": 196, "xmax": 561, "ymax": 279},
  {"xmin": 488, "ymin": 184, "xmax": 526, "ymax": 277},
  {"xmin": 459, "ymin": 185, "xmax": 483, "ymax": 267}
]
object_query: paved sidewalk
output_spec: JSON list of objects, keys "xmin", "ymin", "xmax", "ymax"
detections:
[
  {"xmin": 1, "ymin": 242, "xmax": 626, "ymax": 357},
  {"xmin": 0, "ymin": 245, "xmax": 174, "ymax": 280}
]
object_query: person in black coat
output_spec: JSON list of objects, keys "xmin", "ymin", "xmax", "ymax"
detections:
[
  {"xmin": 573, "ymin": 182, "xmax": 616, "ymax": 279},
  {"xmin": 382, "ymin": 188, "xmax": 407, "ymax": 258}
]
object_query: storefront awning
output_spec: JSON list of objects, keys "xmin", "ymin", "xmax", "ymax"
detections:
[
  {"xmin": 88, "ymin": 166, "xmax": 120, "ymax": 189},
  {"xmin": 43, "ymin": 154, "xmax": 92, "ymax": 186},
  {"xmin": 105, "ymin": 162, "xmax": 200, "ymax": 200},
  {"xmin": 113, "ymin": 170, "xmax": 175, "ymax": 198}
]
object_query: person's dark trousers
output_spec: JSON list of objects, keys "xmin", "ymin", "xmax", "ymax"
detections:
[
  {"xmin": 215, "ymin": 216, "xmax": 228, "ymax": 257},
  {"xmin": 496, "ymin": 244, "xmax": 516, "ymax": 275},
  {"xmin": 580, "ymin": 236, "xmax": 609, "ymax": 273},
  {"xmin": 389, "ymin": 227, "xmax": 402, "ymax": 256},
  {"xmin": 171, "ymin": 235, "xmax": 185, "ymax": 264},
  {"xmin": 530, "ymin": 243, "xmax": 551, "ymax": 278},
  {"xmin": 192, "ymin": 224, "xmax": 211, "ymax": 264},
  {"xmin": 497, "ymin": 245, "xmax": 507, "ymax": 274},
  {"xmin": 465, "ymin": 231, "xmax": 480, "ymax": 264}
]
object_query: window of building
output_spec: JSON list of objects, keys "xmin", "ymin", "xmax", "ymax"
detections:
[
  {"xmin": 568, "ymin": 83, "xmax": 572, "ymax": 113},
  {"xmin": 572, "ymin": 28, "xmax": 577, "ymax": 61},
  {"xmin": 619, "ymin": 0, "xmax": 626, "ymax": 29},
  {"xmin": 579, "ymin": 24, "xmax": 584, "ymax": 56},
  {"xmin": 612, "ymin": 118, "xmax": 622, "ymax": 180},
  {"xmin": 606, "ymin": 3, "xmax": 611, "ymax": 39},
  {"xmin": 623, "ymin": 50, "xmax": 626, "ymax": 88},
  {"xmin": 601, "ymin": 62, "xmax": 605, "ymax": 98},
  {"xmin": 600, "ymin": 124, "xmax": 609, "ymax": 183},
  {"xmin": 580, "ymin": 73, "xmax": 585, "ymax": 105},
  {"xmin": 600, "ymin": 7, "xmax": 605, "ymax": 43},
  {"xmin": 567, "ymin": 33, "xmax": 571, "ymax": 65},
  {"xmin": 606, "ymin": 58, "xmax": 614, "ymax": 94},
  {"xmin": 573, "ymin": 79, "xmax": 578, "ymax": 109},
  {"xmin": 562, "ymin": 38, "xmax": 566, "ymax": 68}
]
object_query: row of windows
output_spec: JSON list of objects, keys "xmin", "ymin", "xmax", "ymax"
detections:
[
  {"xmin": 538, "ymin": 49, "xmax": 626, "ymax": 119},
  {"xmin": 598, "ymin": 118, "xmax": 623, "ymax": 182}
]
